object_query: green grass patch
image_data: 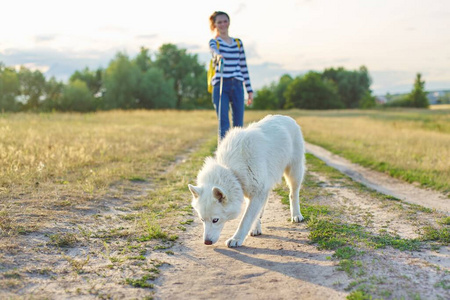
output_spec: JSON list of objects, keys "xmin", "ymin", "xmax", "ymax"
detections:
[
  {"xmin": 421, "ymin": 226, "xmax": 450, "ymax": 244},
  {"xmin": 128, "ymin": 176, "xmax": 147, "ymax": 182},
  {"xmin": 434, "ymin": 279, "xmax": 450, "ymax": 290},
  {"xmin": 48, "ymin": 233, "xmax": 78, "ymax": 248},
  {"xmin": 307, "ymin": 213, "xmax": 421, "ymax": 251},
  {"xmin": 370, "ymin": 233, "xmax": 421, "ymax": 251},
  {"xmin": 180, "ymin": 219, "xmax": 194, "ymax": 225},
  {"xmin": 333, "ymin": 246, "xmax": 360, "ymax": 260},
  {"xmin": 438, "ymin": 217, "xmax": 450, "ymax": 225},
  {"xmin": 305, "ymin": 153, "xmax": 345, "ymax": 179},
  {"xmin": 125, "ymin": 274, "xmax": 156, "ymax": 288},
  {"xmin": 346, "ymin": 289, "xmax": 372, "ymax": 300},
  {"xmin": 337, "ymin": 259, "xmax": 363, "ymax": 276}
]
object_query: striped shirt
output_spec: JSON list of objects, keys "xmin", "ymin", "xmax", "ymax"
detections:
[{"xmin": 209, "ymin": 37, "xmax": 253, "ymax": 93}]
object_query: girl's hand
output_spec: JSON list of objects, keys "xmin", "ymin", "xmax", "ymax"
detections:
[
  {"xmin": 247, "ymin": 92, "xmax": 254, "ymax": 106},
  {"xmin": 214, "ymin": 54, "xmax": 223, "ymax": 64}
]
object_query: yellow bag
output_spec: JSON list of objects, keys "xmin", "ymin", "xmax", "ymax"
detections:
[{"xmin": 207, "ymin": 39, "xmax": 241, "ymax": 93}]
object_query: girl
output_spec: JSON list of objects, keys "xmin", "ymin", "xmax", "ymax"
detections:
[{"xmin": 209, "ymin": 11, "xmax": 254, "ymax": 140}]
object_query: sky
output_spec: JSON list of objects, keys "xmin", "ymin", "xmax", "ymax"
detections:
[{"xmin": 1, "ymin": 0, "xmax": 449, "ymax": 95}]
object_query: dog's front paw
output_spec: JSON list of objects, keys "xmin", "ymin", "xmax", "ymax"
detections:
[
  {"xmin": 292, "ymin": 214, "xmax": 304, "ymax": 223},
  {"xmin": 226, "ymin": 236, "xmax": 244, "ymax": 248}
]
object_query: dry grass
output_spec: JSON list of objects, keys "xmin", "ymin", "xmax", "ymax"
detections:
[
  {"xmin": 430, "ymin": 104, "xmax": 450, "ymax": 110},
  {"xmin": 0, "ymin": 110, "xmax": 219, "ymax": 236},
  {"xmin": 280, "ymin": 109, "xmax": 450, "ymax": 194},
  {"xmin": 1, "ymin": 108, "xmax": 448, "ymax": 239}
]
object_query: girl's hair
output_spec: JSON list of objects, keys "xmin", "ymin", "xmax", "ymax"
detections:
[{"xmin": 209, "ymin": 11, "xmax": 230, "ymax": 32}]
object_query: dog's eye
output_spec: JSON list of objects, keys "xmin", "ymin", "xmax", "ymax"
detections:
[{"xmin": 212, "ymin": 218, "xmax": 219, "ymax": 223}]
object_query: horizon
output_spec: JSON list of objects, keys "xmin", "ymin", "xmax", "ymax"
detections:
[{"xmin": 1, "ymin": 0, "xmax": 449, "ymax": 96}]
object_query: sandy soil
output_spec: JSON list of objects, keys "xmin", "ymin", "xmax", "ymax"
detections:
[{"xmin": 151, "ymin": 190, "xmax": 349, "ymax": 300}]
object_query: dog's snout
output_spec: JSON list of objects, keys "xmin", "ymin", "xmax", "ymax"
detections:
[{"xmin": 204, "ymin": 240, "xmax": 213, "ymax": 245}]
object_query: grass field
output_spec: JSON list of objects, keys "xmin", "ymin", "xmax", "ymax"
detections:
[
  {"xmin": 1, "ymin": 108, "xmax": 448, "ymax": 237},
  {"xmin": 0, "ymin": 110, "xmax": 220, "ymax": 236},
  {"xmin": 1, "ymin": 108, "xmax": 448, "ymax": 218}
]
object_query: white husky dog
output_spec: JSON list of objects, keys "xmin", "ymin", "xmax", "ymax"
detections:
[{"xmin": 188, "ymin": 115, "xmax": 305, "ymax": 247}]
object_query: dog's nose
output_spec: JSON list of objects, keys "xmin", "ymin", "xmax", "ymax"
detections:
[{"xmin": 204, "ymin": 240, "xmax": 213, "ymax": 245}]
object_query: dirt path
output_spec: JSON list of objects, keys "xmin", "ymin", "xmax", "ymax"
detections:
[
  {"xmin": 305, "ymin": 142, "xmax": 449, "ymax": 214},
  {"xmin": 151, "ymin": 191, "xmax": 348, "ymax": 299},
  {"xmin": 152, "ymin": 145, "xmax": 450, "ymax": 300}
]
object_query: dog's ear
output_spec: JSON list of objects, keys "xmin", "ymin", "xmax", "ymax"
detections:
[
  {"xmin": 188, "ymin": 184, "xmax": 202, "ymax": 198},
  {"xmin": 212, "ymin": 186, "xmax": 226, "ymax": 203}
]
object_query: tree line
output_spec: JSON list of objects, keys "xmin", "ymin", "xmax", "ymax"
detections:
[
  {"xmin": 254, "ymin": 70, "xmax": 430, "ymax": 109},
  {"xmin": 0, "ymin": 44, "xmax": 210, "ymax": 112},
  {"xmin": 0, "ymin": 43, "xmax": 429, "ymax": 112},
  {"xmin": 253, "ymin": 66, "xmax": 376, "ymax": 110}
]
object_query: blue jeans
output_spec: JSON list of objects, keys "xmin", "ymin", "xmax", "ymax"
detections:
[{"xmin": 213, "ymin": 78, "xmax": 245, "ymax": 140}]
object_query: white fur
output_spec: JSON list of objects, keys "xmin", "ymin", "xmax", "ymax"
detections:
[{"xmin": 188, "ymin": 115, "xmax": 306, "ymax": 247}]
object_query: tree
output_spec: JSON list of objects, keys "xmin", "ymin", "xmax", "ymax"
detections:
[
  {"xmin": 136, "ymin": 68, "xmax": 177, "ymax": 109},
  {"xmin": 103, "ymin": 52, "xmax": 140, "ymax": 109},
  {"xmin": 133, "ymin": 47, "xmax": 153, "ymax": 73},
  {"xmin": 274, "ymin": 74, "xmax": 293, "ymax": 109},
  {"xmin": 253, "ymin": 85, "xmax": 277, "ymax": 110},
  {"xmin": 59, "ymin": 80, "xmax": 97, "ymax": 112},
  {"xmin": 0, "ymin": 64, "xmax": 21, "ymax": 112},
  {"xmin": 70, "ymin": 67, "xmax": 103, "ymax": 96},
  {"xmin": 358, "ymin": 91, "xmax": 376, "ymax": 108},
  {"xmin": 17, "ymin": 67, "xmax": 46, "ymax": 110},
  {"xmin": 40, "ymin": 77, "xmax": 64, "ymax": 111},
  {"xmin": 322, "ymin": 66, "xmax": 372, "ymax": 108},
  {"xmin": 132, "ymin": 48, "xmax": 177, "ymax": 109},
  {"xmin": 284, "ymin": 72, "xmax": 343, "ymax": 109},
  {"xmin": 155, "ymin": 44, "xmax": 208, "ymax": 108},
  {"xmin": 408, "ymin": 73, "xmax": 428, "ymax": 108}
]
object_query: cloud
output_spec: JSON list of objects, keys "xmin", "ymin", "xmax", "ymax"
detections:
[
  {"xmin": 371, "ymin": 70, "xmax": 450, "ymax": 95},
  {"xmin": 99, "ymin": 26, "xmax": 129, "ymax": 33},
  {"xmin": 296, "ymin": 0, "xmax": 314, "ymax": 5},
  {"xmin": 242, "ymin": 43, "xmax": 260, "ymax": 60},
  {"xmin": 135, "ymin": 34, "xmax": 158, "ymax": 40},
  {"xmin": 248, "ymin": 62, "xmax": 307, "ymax": 90},
  {"xmin": 0, "ymin": 47, "xmax": 122, "ymax": 82},
  {"xmin": 177, "ymin": 43, "xmax": 201, "ymax": 51},
  {"xmin": 34, "ymin": 34, "xmax": 58, "ymax": 43},
  {"xmin": 234, "ymin": 3, "xmax": 247, "ymax": 15}
]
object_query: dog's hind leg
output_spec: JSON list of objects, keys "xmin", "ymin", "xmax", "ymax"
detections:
[{"xmin": 284, "ymin": 162, "xmax": 305, "ymax": 223}]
